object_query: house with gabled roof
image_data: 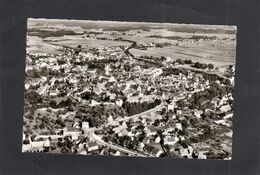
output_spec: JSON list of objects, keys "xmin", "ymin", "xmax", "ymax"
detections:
[
  {"xmin": 144, "ymin": 125, "xmax": 157, "ymax": 136},
  {"xmin": 143, "ymin": 143, "xmax": 163, "ymax": 157},
  {"xmin": 164, "ymin": 136, "xmax": 179, "ymax": 145},
  {"xmin": 87, "ymin": 141, "xmax": 99, "ymax": 152}
]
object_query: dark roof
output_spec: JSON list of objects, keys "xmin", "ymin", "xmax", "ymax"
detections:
[
  {"xmin": 144, "ymin": 144, "xmax": 161, "ymax": 154},
  {"xmin": 88, "ymin": 141, "xmax": 98, "ymax": 148},
  {"xmin": 146, "ymin": 125, "xmax": 157, "ymax": 132}
]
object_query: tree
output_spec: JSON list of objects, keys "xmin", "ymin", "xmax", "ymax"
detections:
[
  {"xmin": 57, "ymin": 59, "xmax": 66, "ymax": 65},
  {"xmin": 33, "ymin": 124, "xmax": 39, "ymax": 130},
  {"xmin": 184, "ymin": 59, "xmax": 193, "ymax": 64},
  {"xmin": 176, "ymin": 59, "xmax": 184, "ymax": 64},
  {"xmin": 56, "ymin": 118, "xmax": 65, "ymax": 128},
  {"xmin": 39, "ymin": 123, "xmax": 45, "ymax": 129},
  {"xmin": 25, "ymin": 91, "xmax": 43, "ymax": 105},
  {"xmin": 208, "ymin": 63, "xmax": 214, "ymax": 70},
  {"xmin": 103, "ymin": 136, "xmax": 110, "ymax": 142},
  {"xmin": 31, "ymin": 68, "xmax": 41, "ymax": 78},
  {"xmin": 154, "ymin": 119, "xmax": 160, "ymax": 126},
  {"xmin": 193, "ymin": 62, "xmax": 202, "ymax": 69},
  {"xmin": 202, "ymin": 63, "xmax": 207, "ymax": 69},
  {"xmin": 23, "ymin": 139, "xmax": 30, "ymax": 144},
  {"xmin": 63, "ymin": 136, "xmax": 74, "ymax": 150},
  {"xmin": 224, "ymin": 79, "xmax": 231, "ymax": 86}
]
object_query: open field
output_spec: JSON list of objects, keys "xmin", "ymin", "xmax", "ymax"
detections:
[
  {"xmin": 27, "ymin": 34, "xmax": 235, "ymax": 67},
  {"xmin": 27, "ymin": 19, "xmax": 236, "ymax": 67}
]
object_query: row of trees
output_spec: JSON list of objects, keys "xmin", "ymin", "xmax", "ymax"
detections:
[
  {"xmin": 161, "ymin": 67, "xmax": 189, "ymax": 76},
  {"xmin": 122, "ymin": 99, "xmax": 161, "ymax": 116},
  {"xmin": 140, "ymin": 55, "xmax": 167, "ymax": 62},
  {"xmin": 202, "ymin": 72, "xmax": 232, "ymax": 86},
  {"xmin": 192, "ymin": 62, "xmax": 214, "ymax": 70},
  {"xmin": 178, "ymin": 82, "xmax": 233, "ymax": 109},
  {"xmin": 28, "ymin": 29, "xmax": 82, "ymax": 38},
  {"xmin": 173, "ymin": 58, "xmax": 214, "ymax": 70}
]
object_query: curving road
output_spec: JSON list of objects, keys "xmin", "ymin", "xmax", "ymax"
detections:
[
  {"xmin": 82, "ymin": 103, "xmax": 166, "ymax": 156},
  {"xmin": 82, "ymin": 88, "xmax": 207, "ymax": 156},
  {"xmin": 84, "ymin": 128, "xmax": 149, "ymax": 157}
]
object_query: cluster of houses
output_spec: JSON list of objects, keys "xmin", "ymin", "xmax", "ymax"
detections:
[
  {"xmin": 22, "ymin": 120, "xmax": 89, "ymax": 153},
  {"xmin": 97, "ymin": 106, "xmax": 200, "ymax": 158}
]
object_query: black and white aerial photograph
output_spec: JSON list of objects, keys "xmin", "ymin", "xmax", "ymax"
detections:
[{"xmin": 22, "ymin": 18, "xmax": 236, "ymax": 160}]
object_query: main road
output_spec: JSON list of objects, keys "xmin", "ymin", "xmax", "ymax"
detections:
[{"xmin": 84, "ymin": 128, "xmax": 150, "ymax": 157}]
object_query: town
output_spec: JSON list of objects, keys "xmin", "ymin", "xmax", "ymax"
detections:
[{"xmin": 22, "ymin": 19, "xmax": 236, "ymax": 160}]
